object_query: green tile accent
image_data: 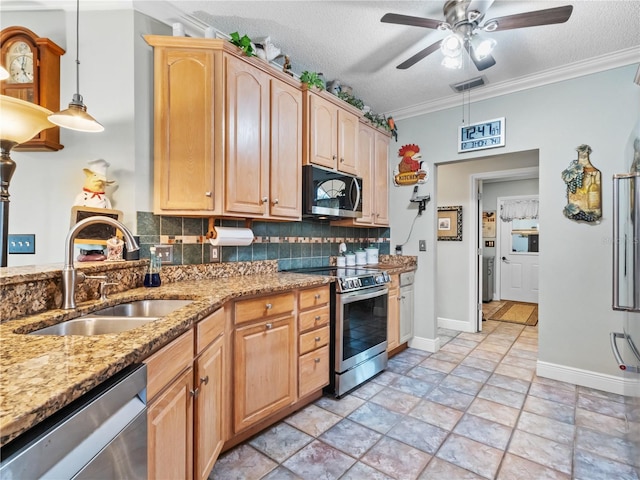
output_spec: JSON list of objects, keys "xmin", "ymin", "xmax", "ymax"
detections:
[
  {"xmin": 182, "ymin": 243, "xmax": 203, "ymax": 265},
  {"xmin": 160, "ymin": 216, "xmax": 182, "ymax": 235},
  {"xmin": 183, "ymin": 217, "xmax": 203, "ymax": 236},
  {"xmin": 137, "ymin": 211, "xmax": 160, "ymax": 236}
]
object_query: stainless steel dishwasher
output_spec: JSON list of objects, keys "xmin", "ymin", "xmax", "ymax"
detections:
[{"xmin": 1, "ymin": 364, "xmax": 147, "ymax": 479}]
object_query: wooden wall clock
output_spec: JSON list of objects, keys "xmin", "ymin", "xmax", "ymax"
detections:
[{"xmin": 0, "ymin": 26, "xmax": 65, "ymax": 151}]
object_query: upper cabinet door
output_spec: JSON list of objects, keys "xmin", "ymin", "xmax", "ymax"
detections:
[
  {"xmin": 374, "ymin": 131, "xmax": 390, "ymax": 226},
  {"xmin": 224, "ymin": 55, "xmax": 270, "ymax": 215},
  {"xmin": 355, "ymin": 124, "xmax": 375, "ymax": 224},
  {"xmin": 270, "ymin": 79, "xmax": 302, "ymax": 220},
  {"xmin": 308, "ymin": 93, "xmax": 337, "ymax": 169},
  {"xmin": 155, "ymin": 48, "xmax": 216, "ymax": 212},
  {"xmin": 337, "ymin": 109, "xmax": 358, "ymax": 175}
]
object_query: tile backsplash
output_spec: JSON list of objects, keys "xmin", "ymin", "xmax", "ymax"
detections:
[{"xmin": 137, "ymin": 212, "xmax": 390, "ymax": 270}]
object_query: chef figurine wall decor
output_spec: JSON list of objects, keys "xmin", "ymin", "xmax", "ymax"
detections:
[
  {"xmin": 561, "ymin": 144, "xmax": 602, "ymax": 223},
  {"xmin": 74, "ymin": 159, "xmax": 115, "ymax": 209}
]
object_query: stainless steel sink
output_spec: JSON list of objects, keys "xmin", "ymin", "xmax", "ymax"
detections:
[
  {"xmin": 92, "ymin": 299, "xmax": 193, "ymax": 317},
  {"xmin": 29, "ymin": 317, "xmax": 158, "ymax": 336},
  {"xmin": 28, "ymin": 299, "xmax": 193, "ymax": 336}
]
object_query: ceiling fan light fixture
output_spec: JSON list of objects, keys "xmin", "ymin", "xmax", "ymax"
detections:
[
  {"xmin": 437, "ymin": 22, "xmax": 451, "ymax": 31},
  {"xmin": 441, "ymin": 34, "xmax": 463, "ymax": 57},
  {"xmin": 467, "ymin": 10, "xmax": 482, "ymax": 22},
  {"xmin": 441, "ymin": 54, "xmax": 463, "ymax": 69},
  {"xmin": 470, "ymin": 36, "xmax": 497, "ymax": 60}
]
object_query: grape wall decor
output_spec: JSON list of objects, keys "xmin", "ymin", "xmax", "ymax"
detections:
[{"xmin": 561, "ymin": 144, "xmax": 602, "ymax": 223}]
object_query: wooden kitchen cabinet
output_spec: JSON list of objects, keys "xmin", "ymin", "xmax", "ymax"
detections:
[
  {"xmin": 145, "ymin": 35, "xmax": 302, "ymax": 220},
  {"xmin": 387, "ymin": 274, "xmax": 400, "ymax": 352},
  {"xmin": 233, "ymin": 295, "xmax": 296, "ymax": 433},
  {"xmin": 145, "ymin": 308, "xmax": 227, "ymax": 480},
  {"xmin": 303, "ymin": 87, "xmax": 360, "ymax": 175},
  {"xmin": 298, "ymin": 285, "xmax": 330, "ymax": 397},
  {"xmin": 333, "ymin": 122, "xmax": 391, "ymax": 228}
]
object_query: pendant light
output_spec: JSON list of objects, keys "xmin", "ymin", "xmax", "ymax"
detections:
[{"xmin": 48, "ymin": 0, "xmax": 104, "ymax": 132}]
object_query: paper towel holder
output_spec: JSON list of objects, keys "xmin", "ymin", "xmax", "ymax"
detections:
[{"xmin": 205, "ymin": 217, "xmax": 254, "ymax": 240}]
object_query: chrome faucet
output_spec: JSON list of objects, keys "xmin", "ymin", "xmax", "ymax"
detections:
[{"xmin": 62, "ymin": 216, "xmax": 140, "ymax": 309}]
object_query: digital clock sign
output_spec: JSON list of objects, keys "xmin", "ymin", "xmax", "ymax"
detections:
[{"xmin": 458, "ymin": 117, "xmax": 505, "ymax": 153}]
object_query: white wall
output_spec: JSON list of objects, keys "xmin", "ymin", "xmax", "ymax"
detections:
[
  {"xmin": 392, "ymin": 64, "xmax": 640, "ymax": 390},
  {"xmin": 1, "ymin": 9, "xmax": 167, "ymax": 266}
]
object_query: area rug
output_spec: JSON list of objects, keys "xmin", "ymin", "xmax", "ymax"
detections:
[{"xmin": 489, "ymin": 301, "xmax": 538, "ymax": 326}]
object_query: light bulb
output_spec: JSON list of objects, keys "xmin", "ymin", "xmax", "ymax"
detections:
[
  {"xmin": 471, "ymin": 36, "xmax": 497, "ymax": 60},
  {"xmin": 440, "ymin": 34, "xmax": 463, "ymax": 58},
  {"xmin": 441, "ymin": 55, "xmax": 463, "ymax": 69}
]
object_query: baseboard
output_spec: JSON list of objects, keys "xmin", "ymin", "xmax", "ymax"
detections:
[
  {"xmin": 409, "ymin": 335, "xmax": 441, "ymax": 353},
  {"xmin": 536, "ymin": 360, "xmax": 627, "ymax": 395},
  {"xmin": 438, "ymin": 317, "xmax": 475, "ymax": 333}
]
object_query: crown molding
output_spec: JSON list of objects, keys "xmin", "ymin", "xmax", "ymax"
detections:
[{"xmin": 388, "ymin": 46, "xmax": 640, "ymax": 121}]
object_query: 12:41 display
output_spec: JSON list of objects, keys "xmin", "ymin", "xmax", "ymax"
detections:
[{"xmin": 458, "ymin": 117, "xmax": 505, "ymax": 153}]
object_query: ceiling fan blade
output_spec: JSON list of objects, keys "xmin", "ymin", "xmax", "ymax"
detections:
[
  {"xmin": 397, "ymin": 40, "xmax": 443, "ymax": 69},
  {"xmin": 466, "ymin": 44, "xmax": 496, "ymax": 71},
  {"xmin": 486, "ymin": 5, "xmax": 573, "ymax": 31},
  {"xmin": 381, "ymin": 13, "xmax": 442, "ymax": 29}
]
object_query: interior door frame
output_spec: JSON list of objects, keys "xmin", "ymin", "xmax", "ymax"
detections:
[{"xmin": 470, "ymin": 167, "xmax": 539, "ymax": 332}]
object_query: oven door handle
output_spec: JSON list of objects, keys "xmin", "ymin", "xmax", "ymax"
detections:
[{"xmin": 339, "ymin": 286, "xmax": 388, "ymax": 304}]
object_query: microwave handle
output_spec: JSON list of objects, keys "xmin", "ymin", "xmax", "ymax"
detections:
[{"xmin": 352, "ymin": 178, "xmax": 361, "ymax": 213}]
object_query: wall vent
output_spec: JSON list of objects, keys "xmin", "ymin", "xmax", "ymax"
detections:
[{"xmin": 450, "ymin": 76, "xmax": 487, "ymax": 93}]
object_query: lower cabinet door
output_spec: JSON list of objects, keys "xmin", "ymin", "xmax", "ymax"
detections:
[
  {"xmin": 195, "ymin": 334, "xmax": 225, "ymax": 480},
  {"xmin": 234, "ymin": 316, "xmax": 296, "ymax": 432},
  {"xmin": 147, "ymin": 367, "xmax": 194, "ymax": 480}
]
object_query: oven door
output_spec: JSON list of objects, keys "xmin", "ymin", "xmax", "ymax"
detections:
[{"xmin": 335, "ymin": 285, "xmax": 388, "ymax": 373}]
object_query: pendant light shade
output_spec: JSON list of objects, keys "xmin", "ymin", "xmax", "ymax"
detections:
[{"xmin": 48, "ymin": 0, "xmax": 104, "ymax": 133}]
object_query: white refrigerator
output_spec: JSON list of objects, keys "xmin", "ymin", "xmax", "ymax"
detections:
[{"xmin": 610, "ymin": 170, "xmax": 640, "ymax": 477}]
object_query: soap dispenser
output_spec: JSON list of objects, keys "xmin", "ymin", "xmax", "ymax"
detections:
[{"xmin": 144, "ymin": 246, "xmax": 162, "ymax": 287}]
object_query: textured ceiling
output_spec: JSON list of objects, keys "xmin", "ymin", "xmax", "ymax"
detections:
[{"xmin": 6, "ymin": 1, "xmax": 640, "ymax": 118}]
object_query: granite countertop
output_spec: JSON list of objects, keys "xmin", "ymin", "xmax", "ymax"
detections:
[{"xmin": 0, "ymin": 272, "xmax": 331, "ymax": 448}]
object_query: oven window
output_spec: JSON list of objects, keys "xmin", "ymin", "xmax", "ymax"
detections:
[{"xmin": 342, "ymin": 294, "xmax": 388, "ymax": 362}]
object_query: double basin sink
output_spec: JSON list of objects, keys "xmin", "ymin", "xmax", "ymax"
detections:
[{"xmin": 29, "ymin": 299, "xmax": 193, "ymax": 336}]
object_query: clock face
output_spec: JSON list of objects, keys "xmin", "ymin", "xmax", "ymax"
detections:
[{"xmin": 6, "ymin": 41, "xmax": 34, "ymax": 84}]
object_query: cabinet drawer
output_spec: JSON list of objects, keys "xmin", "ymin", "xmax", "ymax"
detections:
[
  {"xmin": 234, "ymin": 292, "xmax": 295, "ymax": 324},
  {"xmin": 298, "ymin": 307, "xmax": 329, "ymax": 332},
  {"xmin": 196, "ymin": 307, "xmax": 225, "ymax": 354},
  {"xmin": 299, "ymin": 285, "xmax": 329, "ymax": 310},
  {"xmin": 298, "ymin": 345, "xmax": 329, "ymax": 397},
  {"xmin": 145, "ymin": 330, "xmax": 194, "ymax": 401},
  {"xmin": 299, "ymin": 325, "xmax": 330, "ymax": 355}
]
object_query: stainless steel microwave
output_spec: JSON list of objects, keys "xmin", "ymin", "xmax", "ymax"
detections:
[{"xmin": 302, "ymin": 165, "xmax": 363, "ymax": 219}]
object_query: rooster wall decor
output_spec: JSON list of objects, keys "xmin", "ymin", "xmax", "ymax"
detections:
[{"xmin": 394, "ymin": 144, "xmax": 429, "ymax": 186}]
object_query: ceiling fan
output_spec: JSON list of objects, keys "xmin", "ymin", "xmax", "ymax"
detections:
[{"xmin": 381, "ymin": 0, "xmax": 573, "ymax": 71}]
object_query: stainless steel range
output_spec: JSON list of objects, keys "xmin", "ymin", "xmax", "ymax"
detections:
[{"xmin": 289, "ymin": 266, "xmax": 390, "ymax": 397}]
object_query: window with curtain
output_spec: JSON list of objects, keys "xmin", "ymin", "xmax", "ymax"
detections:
[{"xmin": 500, "ymin": 199, "xmax": 539, "ymax": 221}]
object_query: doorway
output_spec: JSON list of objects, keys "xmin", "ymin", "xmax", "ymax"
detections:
[{"xmin": 471, "ymin": 168, "xmax": 539, "ymax": 331}]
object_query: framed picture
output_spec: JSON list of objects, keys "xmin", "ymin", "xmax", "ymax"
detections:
[
  {"xmin": 482, "ymin": 211, "xmax": 496, "ymax": 238},
  {"xmin": 437, "ymin": 206, "xmax": 462, "ymax": 241},
  {"xmin": 70, "ymin": 206, "xmax": 123, "ymax": 245}
]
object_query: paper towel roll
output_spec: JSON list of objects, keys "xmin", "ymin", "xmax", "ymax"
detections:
[{"xmin": 208, "ymin": 226, "xmax": 254, "ymax": 246}]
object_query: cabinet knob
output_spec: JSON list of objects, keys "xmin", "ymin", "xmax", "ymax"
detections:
[
  {"xmin": 262, "ymin": 196, "xmax": 269, "ymax": 203},
  {"xmin": 200, "ymin": 375, "xmax": 209, "ymax": 386},
  {"xmin": 315, "ymin": 315, "xmax": 321, "ymax": 321},
  {"xmin": 266, "ymin": 322, "xmax": 273, "ymax": 330},
  {"xmin": 190, "ymin": 388, "xmax": 200, "ymax": 398},
  {"xmin": 397, "ymin": 297, "xmax": 402, "ymax": 302},
  {"xmin": 314, "ymin": 293, "xmax": 321, "ymax": 299},
  {"xmin": 265, "ymin": 303, "xmax": 272, "ymax": 310},
  {"xmin": 273, "ymin": 198, "xmax": 279, "ymax": 205},
  {"xmin": 205, "ymin": 191, "xmax": 212, "ymax": 197},
  {"xmin": 340, "ymin": 157, "xmax": 345, "ymax": 163},
  {"xmin": 314, "ymin": 358, "xmax": 321, "ymax": 363},
  {"xmin": 332, "ymin": 154, "xmax": 337, "ymax": 160},
  {"xmin": 315, "ymin": 336, "xmax": 321, "ymax": 342}
]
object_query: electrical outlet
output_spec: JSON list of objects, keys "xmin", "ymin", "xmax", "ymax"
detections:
[
  {"xmin": 419, "ymin": 240, "xmax": 426, "ymax": 252},
  {"xmin": 395, "ymin": 244, "xmax": 403, "ymax": 255},
  {"xmin": 155, "ymin": 244, "xmax": 173, "ymax": 264},
  {"xmin": 8, "ymin": 234, "xmax": 35, "ymax": 254},
  {"xmin": 210, "ymin": 244, "xmax": 220, "ymax": 263}
]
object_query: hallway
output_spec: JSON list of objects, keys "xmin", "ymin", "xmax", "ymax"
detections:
[{"xmin": 210, "ymin": 321, "xmax": 636, "ymax": 479}]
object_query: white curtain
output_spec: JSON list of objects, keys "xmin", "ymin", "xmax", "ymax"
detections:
[{"xmin": 500, "ymin": 199, "xmax": 539, "ymax": 221}]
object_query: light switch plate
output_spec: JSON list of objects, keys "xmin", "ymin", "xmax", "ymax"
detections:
[
  {"xmin": 8, "ymin": 234, "xmax": 35, "ymax": 254},
  {"xmin": 419, "ymin": 240, "xmax": 426, "ymax": 251},
  {"xmin": 155, "ymin": 245, "xmax": 173, "ymax": 264}
]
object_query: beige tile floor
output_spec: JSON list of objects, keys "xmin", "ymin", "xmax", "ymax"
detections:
[{"xmin": 210, "ymin": 320, "xmax": 639, "ymax": 480}]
